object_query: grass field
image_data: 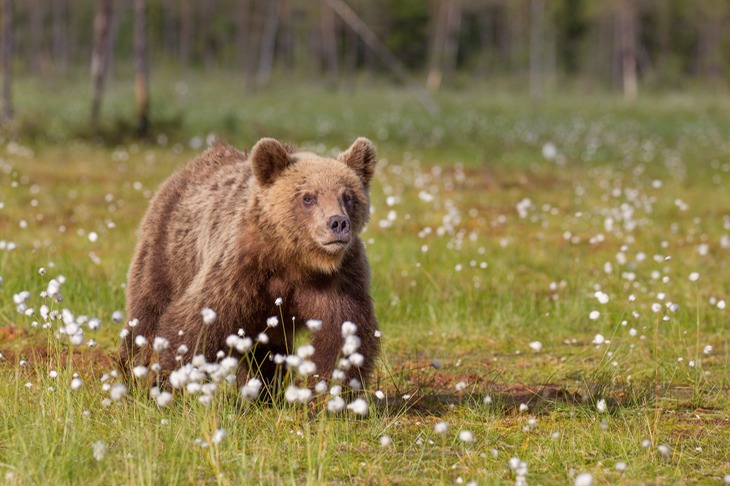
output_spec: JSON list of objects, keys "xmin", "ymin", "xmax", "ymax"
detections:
[{"xmin": 1, "ymin": 73, "xmax": 729, "ymax": 484}]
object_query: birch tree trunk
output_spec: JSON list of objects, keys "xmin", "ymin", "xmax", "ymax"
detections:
[
  {"xmin": 1, "ymin": 0, "xmax": 11, "ymax": 122},
  {"xmin": 257, "ymin": 0, "xmax": 280, "ymax": 85},
  {"xmin": 90, "ymin": 0, "xmax": 112, "ymax": 129},
  {"xmin": 52, "ymin": 0, "xmax": 68, "ymax": 73},
  {"xmin": 529, "ymin": 0, "xmax": 544, "ymax": 101},
  {"xmin": 134, "ymin": 0, "xmax": 149, "ymax": 136},
  {"xmin": 321, "ymin": 1, "xmax": 338, "ymax": 87},
  {"xmin": 617, "ymin": 0, "xmax": 637, "ymax": 102}
]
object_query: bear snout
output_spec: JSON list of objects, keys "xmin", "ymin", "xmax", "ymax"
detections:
[{"xmin": 327, "ymin": 215, "xmax": 350, "ymax": 237}]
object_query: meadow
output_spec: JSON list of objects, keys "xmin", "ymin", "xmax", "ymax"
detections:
[{"xmin": 1, "ymin": 72, "xmax": 729, "ymax": 484}]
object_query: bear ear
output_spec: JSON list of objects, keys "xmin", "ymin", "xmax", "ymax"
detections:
[
  {"xmin": 250, "ymin": 138, "xmax": 293, "ymax": 186},
  {"xmin": 338, "ymin": 137, "xmax": 377, "ymax": 186}
]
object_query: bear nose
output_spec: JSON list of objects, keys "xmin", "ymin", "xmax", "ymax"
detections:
[{"xmin": 328, "ymin": 215, "xmax": 350, "ymax": 236}]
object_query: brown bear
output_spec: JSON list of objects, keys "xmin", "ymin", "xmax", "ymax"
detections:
[{"xmin": 119, "ymin": 137, "xmax": 379, "ymax": 393}]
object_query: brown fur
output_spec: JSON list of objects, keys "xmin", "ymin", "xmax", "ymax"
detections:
[{"xmin": 119, "ymin": 138, "xmax": 380, "ymax": 390}]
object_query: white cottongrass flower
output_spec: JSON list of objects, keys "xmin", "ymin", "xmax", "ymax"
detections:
[
  {"xmin": 297, "ymin": 360, "xmax": 317, "ymax": 377},
  {"xmin": 346, "ymin": 398, "xmax": 368, "ymax": 416},
  {"xmin": 156, "ymin": 391, "xmax": 173, "ymax": 407},
  {"xmin": 132, "ymin": 366, "xmax": 148, "ymax": 378},
  {"xmin": 220, "ymin": 356, "xmax": 239, "ymax": 373},
  {"xmin": 689, "ymin": 272, "xmax": 700, "ymax": 282},
  {"xmin": 297, "ymin": 345, "xmax": 315, "ymax": 359},
  {"xmin": 274, "ymin": 297, "xmax": 283, "ymax": 306},
  {"xmin": 528, "ymin": 341, "xmax": 542, "ymax": 352},
  {"xmin": 240, "ymin": 378, "xmax": 262, "ymax": 401},
  {"xmin": 458, "ymin": 430, "xmax": 474, "ymax": 443},
  {"xmin": 596, "ymin": 399, "xmax": 607, "ymax": 413},
  {"xmin": 375, "ymin": 390, "xmax": 385, "ymax": 400},
  {"xmin": 589, "ymin": 310, "xmax": 600, "ymax": 320},
  {"xmin": 723, "ymin": 474, "xmax": 730, "ymax": 485},
  {"xmin": 574, "ymin": 472, "xmax": 593, "ymax": 486},
  {"xmin": 211, "ymin": 428, "xmax": 226, "ymax": 445},
  {"xmin": 110, "ymin": 383, "xmax": 128, "ymax": 402},
  {"xmin": 306, "ymin": 319, "xmax": 322, "ymax": 331},
  {"xmin": 314, "ymin": 380, "xmax": 328, "ymax": 394},
  {"xmin": 153, "ymin": 336, "xmax": 170, "ymax": 351},
  {"xmin": 615, "ymin": 461, "xmax": 628, "ymax": 472},
  {"xmin": 342, "ymin": 335, "xmax": 361, "ymax": 356},
  {"xmin": 349, "ymin": 353, "xmax": 365, "ymax": 367},
  {"xmin": 341, "ymin": 321, "xmax": 357, "ymax": 337},
  {"xmin": 434, "ymin": 421, "xmax": 449, "ymax": 434},
  {"xmin": 519, "ymin": 403, "xmax": 529, "ymax": 412},
  {"xmin": 257, "ymin": 332, "xmax": 269, "ymax": 344},
  {"xmin": 542, "ymin": 142, "xmax": 557, "ymax": 160},
  {"xmin": 284, "ymin": 385, "xmax": 312, "ymax": 404},
  {"xmin": 201, "ymin": 307, "xmax": 217, "ymax": 325},
  {"xmin": 592, "ymin": 334, "xmax": 605, "ymax": 345},
  {"xmin": 134, "ymin": 335, "xmax": 148, "ymax": 347},
  {"xmin": 594, "ymin": 291, "xmax": 609, "ymax": 304},
  {"xmin": 657, "ymin": 444, "xmax": 671, "ymax": 457},
  {"xmin": 111, "ymin": 310, "xmax": 124, "ymax": 323},
  {"xmin": 651, "ymin": 303, "xmax": 662, "ymax": 313},
  {"xmin": 455, "ymin": 381, "xmax": 467, "ymax": 391},
  {"xmin": 327, "ymin": 396, "xmax": 345, "ymax": 413},
  {"xmin": 703, "ymin": 345, "xmax": 713, "ymax": 355},
  {"xmin": 266, "ymin": 316, "xmax": 279, "ymax": 327},
  {"xmin": 379, "ymin": 434, "xmax": 392, "ymax": 447},
  {"xmin": 70, "ymin": 378, "xmax": 83, "ymax": 390},
  {"xmin": 92, "ymin": 441, "xmax": 107, "ymax": 461}
]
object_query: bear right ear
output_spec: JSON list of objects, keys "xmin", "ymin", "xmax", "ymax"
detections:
[
  {"xmin": 250, "ymin": 138, "xmax": 293, "ymax": 186},
  {"xmin": 338, "ymin": 137, "xmax": 377, "ymax": 187}
]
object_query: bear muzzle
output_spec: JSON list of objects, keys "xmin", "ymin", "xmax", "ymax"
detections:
[{"xmin": 319, "ymin": 214, "xmax": 351, "ymax": 250}]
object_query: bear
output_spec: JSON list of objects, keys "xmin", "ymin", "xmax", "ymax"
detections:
[{"xmin": 119, "ymin": 137, "xmax": 380, "ymax": 394}]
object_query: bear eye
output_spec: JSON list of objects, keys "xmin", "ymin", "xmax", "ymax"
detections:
[
  {"xmin": 302, "ymin": 194, "xmax": 316, "ymax": 206},
  {"xmin": 342, "ymin": 193, "xmax": 353, "ymax": 207}
]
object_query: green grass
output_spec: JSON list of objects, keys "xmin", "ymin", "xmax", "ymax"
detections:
[{"xmin": 1, "ymin": 73, "xmax": 729, "ymax": 484}]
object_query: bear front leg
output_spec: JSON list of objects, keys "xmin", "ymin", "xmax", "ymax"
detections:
[{"xmin": 299, "ymin": 289, "xmax": 380, "ymax": 390}]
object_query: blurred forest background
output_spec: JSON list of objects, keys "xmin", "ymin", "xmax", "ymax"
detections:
[{"xmin": 0, "ymin": 0, "xmax": 728, "ymax": 139}]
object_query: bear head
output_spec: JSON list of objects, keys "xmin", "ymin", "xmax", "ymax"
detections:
[{"xmin": 250, "ymin": 137, "xmax": 377, "ymax": 274}]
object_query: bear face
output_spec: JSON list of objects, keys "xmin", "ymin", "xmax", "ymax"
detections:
[{"xmin": 250, "ymin": 138, "xmax": 376, "ymax": 274}]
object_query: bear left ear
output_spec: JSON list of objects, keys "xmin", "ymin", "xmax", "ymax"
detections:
[
  {"xmin": 338, "ymin": 137, "xmax": 377, "ymax": 186},
  {"xmin": 250, "ymin": 138, "xmax": 293, "ymax": 186}
]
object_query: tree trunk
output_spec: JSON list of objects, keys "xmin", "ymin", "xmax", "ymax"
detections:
[
  {"xmin": 200, "ymin": 0, "xmax": 215, "ymax": 69},
  {"xmin": 256, "ymin": 0, "xmax": 280, "ymax": 85},
  {"xmin": 29, "ymin": 0, "xmax": 45, "ymax": 74},
  {"xmin": 529, "ymin": 0, "xmax": 544, "ymax": 101},
  {"xmin": 426, "ymin": 0, "xmax": 448, "ymax": 92},
  {"xmin": 179, "ymin": 0, "xmax": 192, "ymax": 67},
  {"xmin": 321, "ymin": 1, "xmax": 338, "ymax": 86},
  {"xmin": 134, "ymin": 0, "xmax": 149, "ymax": 136},
  {"xmin": 442, "ymin": 0, "xmax": 461, "ymax": 79},
  {"xmin": 617, "ymin": 0, "xmax": 637, "ymax": 102},
  {"xmin": 90, "ymin": 0, "xmax": 112, "ymax": 129},
  {"xmin": 244, "ymin": 2, "xmax": 263, "ymax": 84},
  {"xmin": 52, "ymin": 0, "xmax": 68, "ymax": 73},
  {"xmin": 235, "ymin": 0, "xmax": 251, "ymax": 72},
  {"xmin": 162, "ymin": 0, "xmax": 177, "ymax": 58},
  {"xmin": 1, "ymin": 0, "xmax": 12, "ymax": 122}
]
